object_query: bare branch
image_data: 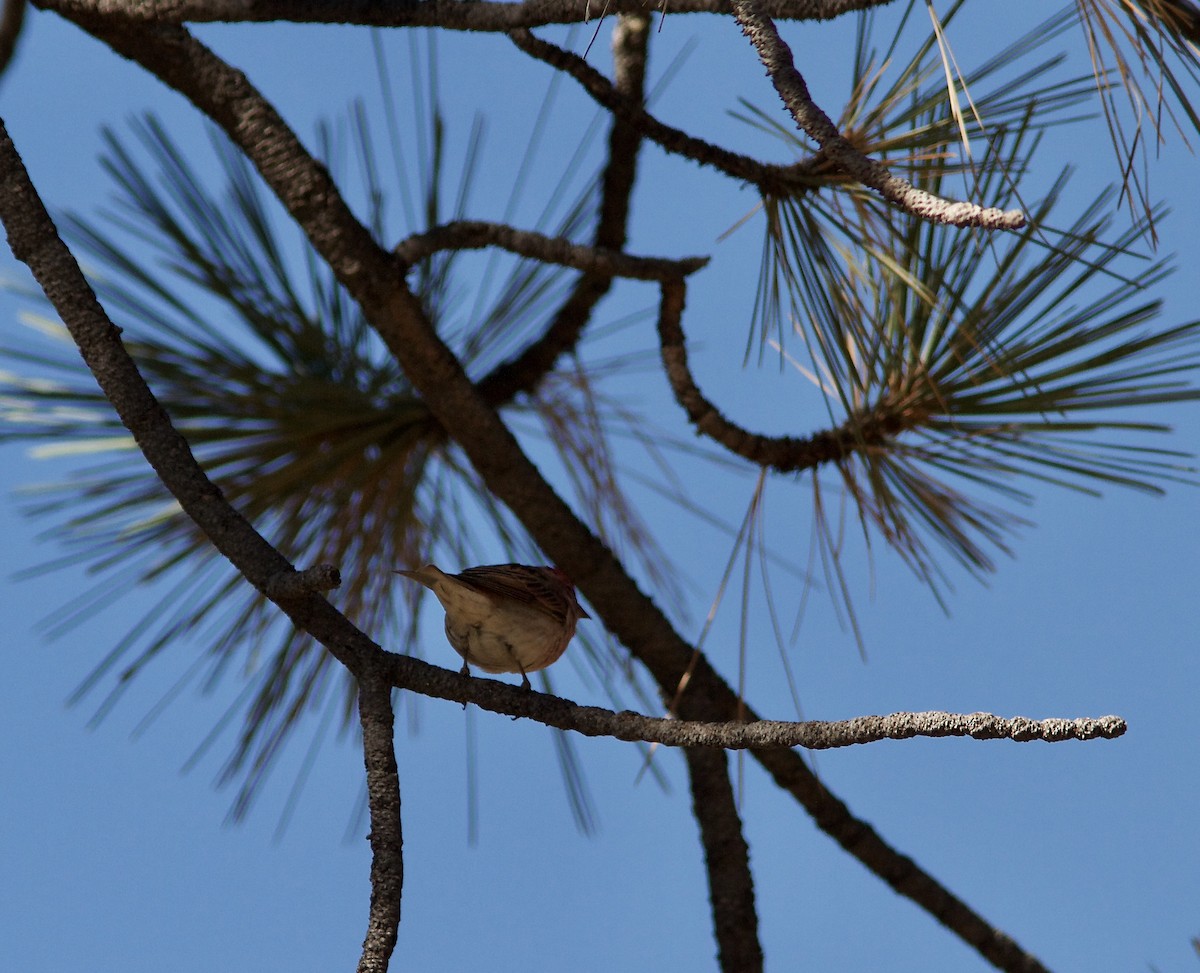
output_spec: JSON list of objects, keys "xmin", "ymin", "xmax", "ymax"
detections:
[
  {"xmin": 356, "ymin": 678, "xmax": 403, "ymax": 973},
  {"xmin": 48, "ymin": 21, "xmax": 1061, "ymax": 971},
  {"xmin": 377, "ymin": 651, "xmax": 1127, "ymax": 748},
  {"xmin": 685, "ymin": 748, "xmax": 763, "ymax": 973},
  {"xmin": 35, "ymin": 0, "xmax": 898, "ymax": 30},
  {"xmin": 730, "ymin": 0, "xmax": 1026, "ymax": 229},
  {"xmin": 395, "ymin": 219, "xmax": 708, "ymax": 280}
]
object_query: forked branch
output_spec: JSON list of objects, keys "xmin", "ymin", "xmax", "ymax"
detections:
[{"xmin": 730, "ymin": 0, "xmax": 1026, "ymax": 229}]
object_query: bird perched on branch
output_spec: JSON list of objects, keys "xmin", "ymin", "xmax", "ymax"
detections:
[{"xmin": 395, "ymin": 563, "xmax": 589, "ymax": 688}]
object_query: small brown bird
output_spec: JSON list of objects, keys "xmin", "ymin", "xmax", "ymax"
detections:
[{"xmin": 395, "ymin": 563, "xmax": 589, "ymax": 688}]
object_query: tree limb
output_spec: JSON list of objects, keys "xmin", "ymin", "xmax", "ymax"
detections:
[
  {"xmin": 33, "ymin": 0, "xmax": 898, "ymax": 30},
  {"xmin": 356, "ymin": 677, "xmax": 403, "ymax": 973},
  {"xmin": 685, "ymin": 748, "xmax": 763, "ymax": 973}
]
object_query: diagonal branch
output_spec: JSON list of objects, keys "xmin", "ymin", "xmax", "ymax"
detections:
[
  {"xmin": 356, "ymin": 677, "xmax": 403, "ymax": 973},
  {"xmin": 729, "ymin": 0, "xmax": 1026, "ymax": 229},
  {"xmin": 46, "ymin": 19, "xmax": 1057, "ymax": 973},
  {"xmin": 685, "ymin": 748, "xmax": 763, "ymax": 973}
]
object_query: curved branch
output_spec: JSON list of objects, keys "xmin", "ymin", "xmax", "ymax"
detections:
[
  {"xmin": 730, "ymin": 0, "xmax": 1026, "ymax": 229},
  {"xmin": 35, "ymin": 0, "xmax": 897, "ymax": 30},
  {"xmin": 685, "ymin": 748, "xmax": 763, "ymax": 973},
  {"xmin": 657, "ymin": 278, "xmax": 915, "ymax": 471},
  {"xmin": 47, "ymin": 21, "xmax": 1058, "ymax": 972},
  {"xmin": 356, "ymin": 678, "xmax": 403, "ymax": 973},
  {"xmin": 395, "ymin": 219, "xmax": 708, "ymax": 280}
]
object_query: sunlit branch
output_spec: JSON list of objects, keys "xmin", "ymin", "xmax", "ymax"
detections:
[
  {"xmin": 34, "ymin": 0, "xmax": 898, "ymax": 30},
  {"xmin": 54, "ymin": 20, "xmax": 1057, "ymax": 972},
  {"xmin": 730, "ymin": 0, "xmax": 1026, "ymax": 229},
  {"xmin": 378, "ymin": 651, "xmax": 1127, "ymax": 748},
  {"xmin": 510, "ymin": 27, "xmax": 818, "ymax": 196},
  {"xmin": 657, "ymin": 278, "xmax": 911, "ymax": 471},
  {"xmin": 356, "ymin": 678, "xmax": 403, "ymax": 973},
  {"xmin": 395, "ymin": 219, "xmax": 708, "ymax": 281},
  {"xmin": 685, "ymin": 748, "xmax": 764, "ymax": 973}
]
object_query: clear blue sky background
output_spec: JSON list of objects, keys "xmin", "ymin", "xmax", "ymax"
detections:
[{"xmin": 2, "ymin": 4, "xmax": 1198, "ymax": 972}]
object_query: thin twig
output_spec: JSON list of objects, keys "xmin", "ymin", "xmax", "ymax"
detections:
[
  {"xmin": 729, "ymin": 0, "xmax": 1026, "ymax": 229},
  {"xmin": 685, "ymin": 748, "xmax": 763, "ymax": 973},
  {"xmin": 356, "ymin": 678, "xmax": 403, "ymax": 973},
  {"xmin": 395, "ymin": 219, "xmax": 708, "ymax": 280}
]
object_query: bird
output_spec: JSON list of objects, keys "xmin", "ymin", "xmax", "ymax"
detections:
[{"xmin": 395, "ymin": 563, "xmax": 589, "ymax": 689}]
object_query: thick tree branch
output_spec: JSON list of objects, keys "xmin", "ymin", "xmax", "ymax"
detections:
[
  {"xmin": 730, "ymin": 0, "xmax": 1026, "ymax": 229},
  {"xmin": 40, "ymin": 21, "xmax": 1058, "ymax": 972},
  {"xmin": 685, "ymin": 748, "xmax": 763, "ymax": 973},
  {"xmin": 657, "ymin": 277, "xmax": 917, "ymax": 470},
  {"xmin": 34, "ymin": 0, "xmax": 897, "ymax": 30},
  {"xmin": 356, "ymin": 678, "xmax": 403, "ymax": 973},
  {"xmin": 0, "ymin": 0, "xmax": 26, "ymax": 80},
  {"xmin": 395, "ymin": 219, "xmax": 707, "ymax": 281}
]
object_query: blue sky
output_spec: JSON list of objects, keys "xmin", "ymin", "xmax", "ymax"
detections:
[{"xmin": 2, "ymin": 4, "xmax": 1199, "ymax": 972}]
